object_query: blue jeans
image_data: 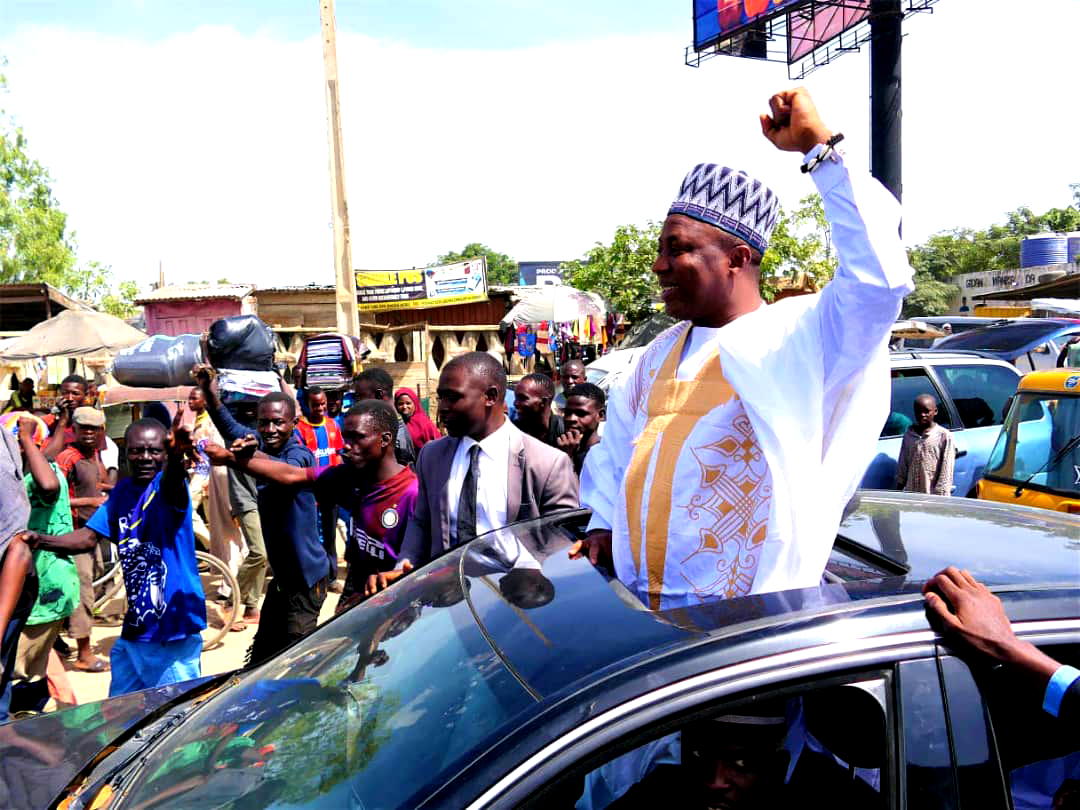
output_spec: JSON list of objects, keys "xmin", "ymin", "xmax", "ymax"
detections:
[{"xmin": 109, "ymin": 635, "xmax": 203, "ymax": 698}]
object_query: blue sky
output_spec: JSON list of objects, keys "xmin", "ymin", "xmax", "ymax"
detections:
[
  {"xmin": 4, "ymin": 0, "xmax": 684, "ymax": 47},
  {"xmin": 1, "ymin": 1, "xmax": 1078, "ymax": 290}
]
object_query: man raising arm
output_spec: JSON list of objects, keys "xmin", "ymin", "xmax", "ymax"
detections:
[{"xmin": 577, "ymin": 88, "xmax": 913, "ymax": 609}]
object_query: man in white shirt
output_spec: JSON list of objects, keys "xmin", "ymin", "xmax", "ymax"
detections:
[
  {"xmin": 576, "ymin": 88, "xmax": 914, "ymax": 610},
  {"xmin": 366, "ymin": 351, "xmax": 579, "ymax": 593}
]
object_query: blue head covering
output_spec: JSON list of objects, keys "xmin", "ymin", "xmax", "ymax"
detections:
[{"xmin": 668, "ymin": 164, "xmax": 781, "ymax": 255}]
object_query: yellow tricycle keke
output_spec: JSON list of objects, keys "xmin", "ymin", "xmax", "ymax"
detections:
[{"xmin": 977, "ymin": 369, "xmax": 1080, "ymax": 514}]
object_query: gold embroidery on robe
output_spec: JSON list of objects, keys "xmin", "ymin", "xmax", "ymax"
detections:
[{"xmin": 680, "ymin": 411, "xmax": 772, "ymax": 599}]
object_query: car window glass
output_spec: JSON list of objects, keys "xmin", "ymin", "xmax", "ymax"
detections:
[
  {"xmin": 935, "ymin": 364, "xmax": 1019, "ymax": 428},
  {"xmin": 545, "ymin": 676, "xmax": 892, "ymax": 810},
  {"xmin": 899, "ymin": 658, "xmax": 959, "ymax": 810},
  {"xmin": 113, "ymin": 552, "xmax": 536, "ymax": 810},
  {"xmin": 882, "ymin": 368, "xmax": 952, "ymax": 438},
  {"xmin": 986, "ymin": 393, "xmax": 1080, "ymax": 493},
  {"xmin": 975, "ymin": 644, "xmax": 1080, "ymax": 810}
]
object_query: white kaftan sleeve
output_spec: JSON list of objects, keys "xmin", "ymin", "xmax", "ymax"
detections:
[
  {"xmin": 809, "ymin": 145, "xmax": 914, "ymax": 391},
  {"xmin": 580, "ymin": 366, "xmax": 640, "ymax": 534}
]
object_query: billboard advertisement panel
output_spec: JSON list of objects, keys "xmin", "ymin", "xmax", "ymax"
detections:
[
  {"xmin": 694, "ymin": 0, "xmax": 799, "ymax": 52},
  {"xmin": 788, "ymin": 0, "xmax": 870, "ymax": 61},
  {"xmin": 356, "ymin": 258, "xmax": 488, "ymax": 312},
  {"xmin": 518, "ymin": 261, "xmax": 566, "ymax": 286}
]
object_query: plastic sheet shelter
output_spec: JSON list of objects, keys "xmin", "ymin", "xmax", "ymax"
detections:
[{"xmin": 500, "ymin": 286, "xmax": 606, "ymax": 328}]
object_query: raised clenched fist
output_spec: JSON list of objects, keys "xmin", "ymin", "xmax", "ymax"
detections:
[{"xmin": 759, "ymin": 87, "xmax": 833, "ymax": 155}]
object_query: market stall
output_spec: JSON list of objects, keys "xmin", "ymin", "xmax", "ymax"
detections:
[{"xmin": 500, "ymin": 285, "xmax": 611, "ymax": 374}]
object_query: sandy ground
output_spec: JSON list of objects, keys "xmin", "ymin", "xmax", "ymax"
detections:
[{"xmin": 55, "ymin": 572, "xmax": 344, "ymax": 708}]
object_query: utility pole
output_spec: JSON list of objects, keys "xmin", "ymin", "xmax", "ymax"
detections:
[
  {"xmin": 319, "ymin": 0, "xmax": 361, "ymax": 336},
  {"xmin": 869, "ymin": 0, "xmax": 902, "ymax": 203}
]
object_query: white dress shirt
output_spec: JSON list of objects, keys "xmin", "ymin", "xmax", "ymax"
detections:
[{"xmin": 446, "ymin": 418, "xmax": 512, "ymax": 545}]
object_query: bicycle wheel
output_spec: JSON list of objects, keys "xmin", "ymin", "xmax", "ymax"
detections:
[
  {"xmin": 196, "ymin": 550, "xmax": 241, "ymax": 651},
  {"xmin": 92, "ymin": 541, "xmax": 125, "ymax": 613}
]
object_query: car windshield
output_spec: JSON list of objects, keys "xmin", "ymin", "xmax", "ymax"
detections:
[
  {"xmin": 116, "ymin": 551, "xmax": 535, "ymax": 810},
  {"xmin": 986, "ymin": 391, "xmax": 1080, "ymax": 494},
  {"xmin": 620, "ymin": 313, "xmax": 676, "ymax": 349},
  {"xmin": 936, "ymin": 321, "xmax": 1073, "ymax": 353}
]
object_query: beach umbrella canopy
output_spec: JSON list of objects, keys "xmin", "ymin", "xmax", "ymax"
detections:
[{"xmin": 0, "ymin": 310, "xmax": 147, "ymax": 360}]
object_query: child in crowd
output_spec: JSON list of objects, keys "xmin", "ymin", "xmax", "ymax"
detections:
[{"xmin": 557, "ymin": 383, "xmax": 606, "ymax": 476}]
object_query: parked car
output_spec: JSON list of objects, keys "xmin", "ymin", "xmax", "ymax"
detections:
[
  {"xmin": 930, "ymin": 317, "xmax": 1080, "ymax": 372},
  {"xmin": 586, "ymin": 313, "xmax": 675, "ymax": 391},
  {"xmin": 893, "ymin": 315, "xmax": 1004, "ymax": 349},
  {"xmin": 977, "ymin": 368, "xmax": 1080, "ymax": 514},
  {"xmin": 8, "ymin": 496, "xmax": 1079, "ymax": 810},
  {"xmin": 860, "ymin": 351, "xmax": 1022, "ymax": 496}
]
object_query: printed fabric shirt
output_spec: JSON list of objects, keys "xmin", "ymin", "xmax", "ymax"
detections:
[
  {"xmin": 314, "ymin": 465, "xmax": 418, "ymax": 582},
  {"xmin": 295, "ymin": 416, "xmax": 344, "ymax": 471},
  {"xmin": 25, "ymin": 463, "xmax": 79, "ymax": 626},
  {"xmin": 896, "ymin": 424, "xmax": 955, "ymax": 495},
  {"xmin": 86, "ymin": 471, "xmax": 207, "ymax": 643}
]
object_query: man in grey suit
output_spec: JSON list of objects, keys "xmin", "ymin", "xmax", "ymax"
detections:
[{"xmin": 365, "ymin": 352, "xmax": 579, "ymax": 595}]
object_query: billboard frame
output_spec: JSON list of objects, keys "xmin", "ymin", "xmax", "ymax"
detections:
[{"xmin": 686, "ymin": 0, "xmax": 938, "ymax": 79}]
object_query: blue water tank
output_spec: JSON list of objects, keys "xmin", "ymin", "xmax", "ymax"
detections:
[
  {"xmin": 1067, "ymin": 232, "xmax": 1080, "ymax": 263},
  {"xmin": 1020, "ymin": 233, "xmax": 1068, "ymax": 268}
]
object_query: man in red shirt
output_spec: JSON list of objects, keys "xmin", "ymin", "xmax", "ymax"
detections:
[{"xmin": 54, "ymin": 407, "xmax": 109, "ymax": 672}]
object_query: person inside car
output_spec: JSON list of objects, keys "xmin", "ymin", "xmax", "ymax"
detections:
[{"xmin": 597, "ymin": 702, "xmax": 882, "ymax": 810}]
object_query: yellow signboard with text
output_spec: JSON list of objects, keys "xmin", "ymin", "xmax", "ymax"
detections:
[{"xmin": 356, "ymin": 258, "xmax": 488, "ymax": 312}]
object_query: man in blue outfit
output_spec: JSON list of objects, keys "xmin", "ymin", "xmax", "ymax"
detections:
[
  {"xmin": 195, "ymin": 368, "xmax": 330, "ymax": 666},
  {"xmin": 26, "ymin": 419, "xmax": 206, "ymax": 696}
]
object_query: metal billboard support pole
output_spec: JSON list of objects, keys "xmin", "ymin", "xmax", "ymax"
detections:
[
  {"xmin": 319, "ymin": 0, "xmax": 361, "ymax": 337},
  {"xmin": 870, "ymin": 0, "xmax": 903, "ymax": 204}
]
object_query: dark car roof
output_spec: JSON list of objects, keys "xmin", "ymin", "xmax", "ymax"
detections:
[
  {"xmin": 17, "ymin": 494, "xmax": 1079, "ymax": 810},
  {"xmin": 932, "ymin": 318, "xmax": 1080, "ymax": 357},
  {"xmin": 468, "ymin": 493, "xmax": 1080, "ymax": 700}
]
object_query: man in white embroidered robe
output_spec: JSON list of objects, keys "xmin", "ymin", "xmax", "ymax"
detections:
[{"xmin": 576, "ymin": 88, "xmax": 914, "ymax": 611}]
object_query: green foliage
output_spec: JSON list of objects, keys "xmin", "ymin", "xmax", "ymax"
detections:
[
  {"xmin": 759, "ymin": 194, "xmax": 838, "ymax": 301},
  {"xmin": 100, "ymin": 280, "xmax": 140, "ymax": 319},
  {"xmin": 904, "ymin": 192, "xmax": 1080, "ymax": 317},
  {"xmin": 560, "ymin": 222, "xmax": 661, "ymax": 322},
  {"xmin": 437, "ymin": 243, "xmax": 518, "ymax": 286},
  {"xmin": 0, "ymin": 65, "xmax": 132, "ymax": 314}
]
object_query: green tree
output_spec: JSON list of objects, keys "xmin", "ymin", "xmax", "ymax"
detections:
[
  {"xmin": 903, "ymin": 193, "xmax": 1080, "ymax": 317},
  {"xmin": 1, "ymin": 66, "xmax": 130, "ymax": 312},
  {"xmin": 0, "ymin": 71, "xmax": 79, "ymax": 288},
  {"xmin": 561, "ymin": 222, "xmax": 661, "ymax": 322},
  {"xmin": 436, "ymin": 243, "xmax": 518, "ymax": 286},
  {"xmin": 759, "ymin": 194, "xmax": 838, "ymax": 300},
  {"xmin": 100, "ymin": 280, "xmax": 140, "ymax": 319}
]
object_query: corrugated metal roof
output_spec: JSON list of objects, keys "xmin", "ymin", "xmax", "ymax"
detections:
[
  {"xmin": 255, "ymin": 285, "xmax": 335, "ymax": 293},
  {"xmin": 135, "ymin": 283, "xmax": 254, "ymax": 304}
]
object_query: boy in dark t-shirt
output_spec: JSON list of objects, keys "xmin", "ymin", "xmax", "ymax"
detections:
[
  {"xmin": 206, "ymin": 400, "xmax": 417, "ymax": 615},
  {"xmin": 194, "ymin": 368, "xmax": 329, "ymax": 668}
]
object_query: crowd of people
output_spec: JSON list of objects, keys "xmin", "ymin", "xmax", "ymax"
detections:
[{"xmin": 0, "ymin": 90, "xmax": 1075, "ymax": 808}]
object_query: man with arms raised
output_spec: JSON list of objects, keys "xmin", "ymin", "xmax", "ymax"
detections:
[
  {"xmin": 366, "ymin": 352, "xmax": 578, "ymax": 594},
  {"xmin": 577, "ymin": 88, "xmax": 913, "ymax": 609},
  {"xmin": 27, "ymin": 420, "xmax": 206, "ymax": 696}
]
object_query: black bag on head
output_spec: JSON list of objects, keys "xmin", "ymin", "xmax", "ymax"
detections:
[{"xmin": 206, "ymin": 315, "xmax": 275, "ymax": 371}]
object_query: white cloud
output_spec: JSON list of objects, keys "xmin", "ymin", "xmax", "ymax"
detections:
[{"xmin": 1, "ymin": 1, "xmax": 1078, "ymax": 293}]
